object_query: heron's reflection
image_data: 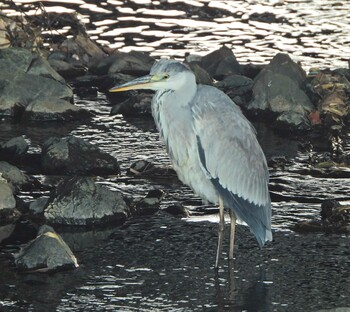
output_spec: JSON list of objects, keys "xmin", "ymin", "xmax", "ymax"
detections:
[{"xmin": 214, "ymin": 260, "xmax": 271, "ymax": 311}]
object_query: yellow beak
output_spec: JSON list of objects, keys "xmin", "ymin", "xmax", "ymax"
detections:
[{"xmin": 109, "ymin": 75, "xmax": 154, "ymax": 92}]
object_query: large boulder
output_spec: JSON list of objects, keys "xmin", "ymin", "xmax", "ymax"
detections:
[
  {"xmin": 200, "ymin": 46, "xmax": 241, "ymax": 80},
  {"xmin": 44, "ymin": 176, "xmax": 128, "ymax": 226},
  {"xmin": 247, "ymin": 53, "xmax": 314, "ymax": 130},
  {"xmin": 41, "ymin": 136, "xmax": 120, "ymax": 175},
  {"xmin": 14, "ymin": 225, "xmax": 79, "ymax": 272},
  {"xmin": 0, "ymin": 47, "xmax": 93, "ymax": 121}
]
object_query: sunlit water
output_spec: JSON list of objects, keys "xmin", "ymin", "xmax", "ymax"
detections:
[{"xmin": 1, "ymin": 1, "xmax": 350, "ymax": 311}]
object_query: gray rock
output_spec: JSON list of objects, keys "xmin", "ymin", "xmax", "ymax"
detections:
[
  {"xmin": 48, "ymin": 59, "xmax": 87, "ymax": 79},
  {"xmin": 275, "ymin": 111, "xmax": 311, "ymax": 130},
  {"xmin": 164, "ymin": 204, "xmax": 190, "ymax": 218},
  {"xmin": 0, "ymin": 47, "xmax": 76, "ymax": 120},
  {"xmin": 0, "ymin": 176, "xmax": 16, "ymax": 210},
  {"xmin": 108, "ymin": 52, "xmax": 155, "ymax": 76},
  {"xmin": 266, "ymin": 53, "xmax": 306, "ymax": 86},
  {"xmin": 0, "ymin": 136, "xmax": 28, "ymax": 159},
  {"xmin": 0, "ymin": 223, "xmax": 16, "ymax": 244},
  {"xmin": 15, "ymin": 225, "xmax": 79, "ymax": 272},
  {"xmin": 44, "ymin": 176, "xmax": 128, "ymax": 226},
  {"xmin": 41, "ymin": 136, "xmax": 121, "ymax": 175},
  {"xmin": 23, "ymin": 97, "xmax": 93, "ymax": 121},
  {"xmin": 247, "ymin": 68, "xmax": 314, "ymax": 130},
  {"xmin": 132, "ymin": 189, "xmax": 164, "ymax": 216},
  {"xmin": 216, "ymin": 74, "xmax": 254, "ymax": 94},
  {"xmin": 0, "ymin": 161, "xmax": 33, "ymax": 192},
  {"xmin": 188, "ymin": 63, "xmax": 213, "ymax": 86},
  {"xmin": 110, "ymin": 93, "xmax": 153, "ymax": 117},
  {"xmin": 29, "ymin": 197, "xmax": 49, "ymax": 215},
  {"xmin": 200, "ymin": 46, "xmax": 241, "ymax": 79},
  {"xmin": 0, "ymin": 47, "xmax": 34, "ymax": 74},
  {"xmin": 0, "ymin": 72, "xmax": 73, "ymax": 118},
  {"xmin": 26, "ymin": 56, "xmax": 66, "ymax": 84}
]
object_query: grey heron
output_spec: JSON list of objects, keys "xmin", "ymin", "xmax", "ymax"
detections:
[{"xmin": 110, "ymin": 59, "xmax": 272, "ymax": 268}]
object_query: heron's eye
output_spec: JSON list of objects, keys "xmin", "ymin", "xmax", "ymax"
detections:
[{"xmin": 163, "ymin": 73, "xmax": 169, "ymax": 79}]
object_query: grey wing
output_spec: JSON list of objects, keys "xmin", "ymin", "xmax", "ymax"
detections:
[{"xmin": 191, "ymin": 85, "xmax": 272, "ymax": 246}]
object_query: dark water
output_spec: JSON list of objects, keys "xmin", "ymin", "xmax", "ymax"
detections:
[{"xmin": 1, "ymin": 0, "xmax": 350, "ymax": 311}]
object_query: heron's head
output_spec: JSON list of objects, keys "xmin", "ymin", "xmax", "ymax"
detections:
[{"xmin": 109, "ymin": 59, "xmax": 195, "ymax": 93}]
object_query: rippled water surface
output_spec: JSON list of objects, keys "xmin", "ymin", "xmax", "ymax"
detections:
[
  {"xmin": 1, "ymin": 1, "xmax": 350, "ymax": 311},
  {"xmin": 2, "ymin": 0, "xmax": 350, "ymax": 69}
]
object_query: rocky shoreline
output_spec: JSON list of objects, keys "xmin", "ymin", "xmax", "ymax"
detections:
[{"xmin": 1, "ymin": 12, "xmax": 350, "ymax": 273}]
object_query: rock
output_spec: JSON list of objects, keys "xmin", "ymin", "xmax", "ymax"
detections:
[
  {"xmin": 22, "ymin": 97, "xmax": 93, "ymax": 122},
  {"xmin": 200, "ymin": 46, "xmax": 241, "ymax": 79},
  {"xmin": 127, "ymin": 160, "xmax": 156, "ymax": 176},
  {"xmin": 89, "ymin": 54, "xmax": 119, "ymax": 76},
  {"xmin": 29, "ymin": 197, "xmax": 49, "ymax": 215},
  {"xmin": 26, "ymin": 56, "xmax": 67, "ymax": 84},
  {"xmin": 0, "ymin": 136, "xmax": 29, "ymax": 161},
  {"xmin": 0, "ymin": 48, "xmax": 74, "ymax": 119},
  {"xmin": 0, "ymin": 161, "xmax": 38, "ymax": 193},
  {"xmin": 48, "ymin": 59, "xmax": 87, "ymax": 79},
  {"xmin": 216, "ymin": 74, "xmax": 254, "ymax": 92},
  {"xmin": 274, "ymin": 111, "xmax": 311, "ymax": 131},
  {"xmin": 44, "ymin": 176, "xmax": 128, "ymax": 226},
  {"xmin": 110, "ymin": 93, "xmax": 153, "ymax": 117},
  {"xmin": 131, "ymin": 189, "xmax": 164, "ymax": 216},
  {"xmin": 188, "ymin": 63, "xmax": 213, "ymax": 85},
  {"xmin": 294, "ymin": 199, "xmax": 350, "ymax": 234},
  {"xmin": 41, "ymin": 136, "xmax": 120, "ymax": 175},
  {"xmin": 108, "ymin": 52, "xmax": 155, "ymax": 76},
  {"xmin": 164, "ymin": 204, "xmax": 190, "ymax": 218},
  {"xmin": 0, "ymin": 207, "xmax": 21, "ymax": 244},
  {"xmin": 14, "ymin": 225, "xmax": 79, "ymax": 272},
  {"xmin": 0, "ymin": 175, "xmax": 16, "ymax": 210},
  {"xmin": 0, "ymin": 72, "xmax": 73, "ymax": 118},
  {"xmin": 266, "ymin": 53, "xmax": 306, "ymax": 86},
  {"xmin": 247, "ymin": 67, "xmax": 314, "ymax": 130}
]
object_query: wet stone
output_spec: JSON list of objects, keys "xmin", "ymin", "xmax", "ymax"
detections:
[
  {"xmin": 131, "ymin": 189, "xmax": 164, "ymax": 216},
  {"xmin": 14, "ymin": 225, "xmax": 79, "ymax": 272},
  {"xmin": 0, "ymin": 176, "xmax": 16, "ymax": 210},
  {"xmin": 0, "ymin": 136, "xmax": 28, "ymax": 161},
  {"xmin": 44, "ymin": 176, "xmax": 129, "ymax": 226},
  {"xmin": 41, "ymin": 136, "xmax": 120, "ymax": 175},
  {"xmin": 0, "ymin": 161, "xmax": 38, "ymax": 193},
  {"xmin": 164, "ymin": 204, "xmax": 190, "ymax": 218},
  {"xmin": 110, "ymin": 93, "xmax": 153, "ymax": 117},
  {"xmin": 22, "ymin": 97, "xmax": 93, "ymax": 122},
  {"xmin": 29, "ymin": 197, "xmax": 49, "ymax": 215},
  {"xmin": 200, "ymin": 46, "xmax": 241, "ymax": 80}
]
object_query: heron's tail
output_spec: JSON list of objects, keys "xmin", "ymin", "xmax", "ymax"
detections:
[{"xmin": 212, "ymin": 179, "xmax": 272, "ymax": 247}]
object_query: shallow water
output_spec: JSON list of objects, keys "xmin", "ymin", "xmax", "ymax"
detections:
[{"xmin": 1, "ymin": 0, "xmax": 350, "ymax": 311}]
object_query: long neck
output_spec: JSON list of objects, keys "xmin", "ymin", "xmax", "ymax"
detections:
[{"xmin": 151, "ymin": 75, "xmax": 197, "ymax": 140}]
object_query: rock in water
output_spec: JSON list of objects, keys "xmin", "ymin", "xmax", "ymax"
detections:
[
  {"xmin": 0, "ymin": 175, "xmax": 16, "ymax": 210},
  {"xmin": 15, "ymin": 225, "xmax": 78, "ymax": 272},
  {"xmin": 44, "ymin": 176, "xmax": 128, "ymax": 226},
  {"xmin": 41, "ymin": 136, "xmax": 120, "ymax": 175}
]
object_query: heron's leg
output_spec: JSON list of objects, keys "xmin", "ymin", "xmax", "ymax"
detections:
[
  {"xmin": 215, "ymin": 197, "xmax": 225, "ymax": 269},
  {"xmin": 229, "ymin": 209, "xmax": 237, "ymax": 260}
]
